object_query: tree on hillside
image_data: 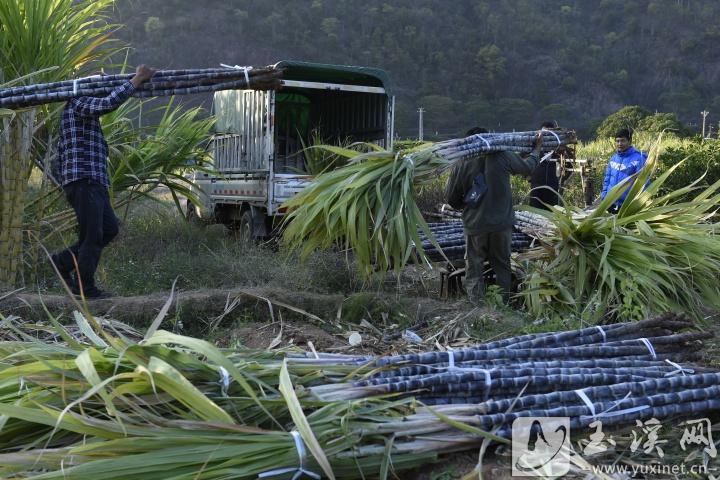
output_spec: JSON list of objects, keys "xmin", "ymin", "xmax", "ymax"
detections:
[
  {"xmin": 596, "ymin": 105, "xmax": 651, "ymax": 138},
  {"xmin": 637, "ymin": 112, "xmax": 692, "ymax": 137}
]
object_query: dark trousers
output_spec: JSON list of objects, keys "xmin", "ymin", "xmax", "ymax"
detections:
[
  {"xmin": 465, "ymin": 227, "xmax": 513, "ymax": 304},
  {"xmin": 529, "ymin": 162, "xmax": 560, "ymax": 210},
  {"xmin": 54, "ymin": 179, "xmax": 119, "ymax": 292}
]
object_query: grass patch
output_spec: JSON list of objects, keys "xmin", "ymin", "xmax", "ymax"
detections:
[
  {"xmin": 31, "ymin": 197, "xmax": 362, "ymax": 296},
  {"xmin": 341, "ymin": 292, "xmax": 412, "ymax": 328}
]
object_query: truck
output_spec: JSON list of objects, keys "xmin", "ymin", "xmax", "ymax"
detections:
[{"xmin": 187, "ymin": 60, "xmax": 395, "ymax": 241}]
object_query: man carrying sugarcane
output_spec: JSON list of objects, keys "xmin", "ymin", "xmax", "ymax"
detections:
[
  {"xmin": 529, "ymin": 121, "xmax": 562, "ymax": 210},
  {"xmin": 50, "ymin": 64, "xmax": 156, "ymax": 298},
  {"xmin": 600, "ymin": 128, "xmax": 648, "ymax": 213},
  {"xmin": 446, "ymin": 130, "xmax": 543, "ymax": 306}
]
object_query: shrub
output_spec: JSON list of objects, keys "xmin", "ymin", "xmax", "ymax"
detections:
[
  {"xmin": 657, "ymin": 139, "xmax": 720, "ymax": 197},
  {"xmin": 637, "ymin": 112, "xmax": 692, "ymax": 137},
  {"xmin": 596, "ymin": 105, "xmax": 651, "ymax": 139}
]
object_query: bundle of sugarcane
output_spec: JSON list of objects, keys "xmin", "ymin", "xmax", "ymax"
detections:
[
  {"xmin": 418, "ymin": 229, "xmax": 531, "ymax": 248},
  {"xmin": 282, "ymin": 130, "xmax": 576, "ymax": 277},
  {"xmin": 0, "ymin": 366, "xmax": 433, "ymax": 479},
  {"xmin": 516, "ymin": 136, "xmax": 720, "ymax": 321},
  {"xmin": 438, "ymin": 203, "xmax": 462, "ymax": 218},
  {"xmin": 0, "ymin": 66, "xmax": 282, "ymax": 109},
  {"xmin": 0, "ymin": 318, "xmax": 444, "ymax": 479},
  {"xmin": 424, "ymin": 219, "xmax": 464, "ymax": 232},
  {"xmin": 431, "ymin": 130, "xmax": 576, "ymax": 158},
  {"xmin": 1, "ymin": 312, "xmax": 716, "ymax": 478},
  {"xmin": 513, "ymin": 209, "xmax": 556, "ymax": 236},
  {"xmin": 309, "ymin": 313, "xmax": 706, "ymax": 402},
  {"xmin": 360, "ymin": 374, "xmax": 720, "ymax": 440},
  {"xmin": 419, "ymin": 232, "xmax": 532, "ymax": 262}
]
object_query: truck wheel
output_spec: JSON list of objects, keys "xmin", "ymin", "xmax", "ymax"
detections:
[
  {"xmin": 186, "ymin": 201, "xmax": 203, "ymax": 226},
  {"xmin": 238, "ymin": 210, "xmax": 254, "ymax": 244}
]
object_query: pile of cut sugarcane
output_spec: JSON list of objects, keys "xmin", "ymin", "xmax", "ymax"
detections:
[
  {"xmin": 416, "ymin": 220, "xmax": 532, "ymax": 262},
  {"xmin": 282, "ymin": 129, "xmax": 576, "ymax": 277},
  {"xmin": 1, "ymin": 310, "xmax": 717, "ymax": 478},
  {"xmin": 0, "ymin": 66, "xmax": 282, "ymax": 108}
]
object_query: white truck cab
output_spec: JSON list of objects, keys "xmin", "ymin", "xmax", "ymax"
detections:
[{"xmin": 188, "ymin": 60, "xmax": 395, "ymax": 240}]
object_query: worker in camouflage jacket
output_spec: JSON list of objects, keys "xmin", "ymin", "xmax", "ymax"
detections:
[
  {"xmin": 445, "ymin": 129, "xmax": 543, "ymax": 305},
  {"xmin": 600, "ymin": 128, "xmax": 648, "ymax": 212}
]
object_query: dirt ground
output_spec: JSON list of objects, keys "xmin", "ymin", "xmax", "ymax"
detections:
[{"xmin": 221, "ymin": 320, "xmax": 344, "ymax": 350}]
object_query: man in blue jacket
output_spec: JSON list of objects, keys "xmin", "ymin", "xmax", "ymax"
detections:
[{"xmin": 600, "ymin": 128, "xmax": 647, "ymax": 212}]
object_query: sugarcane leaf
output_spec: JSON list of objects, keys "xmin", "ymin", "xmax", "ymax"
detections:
[
  {"xmin": 306, "ymin": 144, "xmax": 362, "ymax": 160},
  {"xmin": 379, "ymin": 435, "xmax": 395, "ymax": 480},
  {"xmin": 142, "ymin": 330, "xmax": 281, "ymax": 427},
  {"xmin": 144, "ymin": 278, "xmax": 177, "ymax": 340},
  {"xmin": 145, "ymin": 356, "xmax": 233, "ymax": 423},
  {"xmin": 73, "ymin": 311, "xmax": 108, "ymax": 348},
  {"xmin": 75, "ymin": 348, "xmax": 122, "ymax": 422},
  {"xmin": 279, "ymin": 359, "xmax": 335, "ymax": 480}
]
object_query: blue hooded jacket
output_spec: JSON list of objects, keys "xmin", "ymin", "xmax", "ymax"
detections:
[{"xmin": 600, "ymin": 146, "xmax": 648, "ymax": 206}]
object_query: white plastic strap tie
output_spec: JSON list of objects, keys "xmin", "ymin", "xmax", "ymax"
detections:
[
  {"xmin": 580, "ymin": 391, "xmax": 643, "ymax": 420},
  {"xmin": 664, "ymin": 359, "xmax": 694, "ymax": 377},
  {"xmin": 596, "ymin": 391, "xmax": 632, "ymax": 417},
  {"xmin": 445, "ymin": 350, "xmax": 492, "ymax": 399},
  {"xmin": 595, "ymin": 326, "xmax": 607, "ymax": 343},
  {"xmin": 542, "ymin": 129, "xmax": 562, "ymax": 146},
  {"xmin": 447, "ymin": 349, "xmax": 456, "ymax": 369},
  {"xmin": 220, "ymin": 63, "xmax": 252, "ymax": 84},
  {"xmin": 72, "ymin": 75, "xmax": 103, "ymax": 96},
  {"xmin": 258, "ymin": 431, "xmax": 321, "ymax": 480},
  {"xmin": 478, "ymin": 368, "xmax": 492, "ymax": 400},
  {"xmin": 218, "ymin": 366, "xmax": 230, "ymax": 397},
  {"xmin": 595, "ymin": 404, "xmax": 649, "ymax": 418},
  {"xmin": 18, "ymin": 377, "xmax": 29, "ymax": 395},
  {"xmin": 405, "ymin": 156, "xmax": 415, "ymax": 167},
  {"xmin": 575, "ymin": 388, "xmax": 596, "ymax": 417},
  {"xmin": 539, "ymin": 151, "xmax": 554, "ymax": 164},
  {"xmin": 638, "ymin": 338, "xmax": 657, "ymax": 359},
  {"xmin": 477, "ymin": 135, "xmax": 491, "ymax": 149}
]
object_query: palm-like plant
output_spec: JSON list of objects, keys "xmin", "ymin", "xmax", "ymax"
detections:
[
  {"xmin": 106, "ymin": 99, "xmax": 215, "ymax": 211},
  {"xmin": 517, "ymin": 136, "xmax": 720, "ymax": 322},
  {"xmin": 0, "ymin": 0, "xmax": 121, "ymax": 287}
]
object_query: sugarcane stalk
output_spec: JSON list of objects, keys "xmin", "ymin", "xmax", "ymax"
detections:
[
  {"xmin": 370, "ymin": 358, "xmax": 699, "ymax": 379},
  {"xmin": 376, "ymin": 343, "xmax": 685, "ymax": 367},
  {"xmin": 0, "ymin": 68, "xmax": 284, "ymax": 109},
  {"xmin": 0, "ymin": 67, "xmax": 278, "ymax": 98},
  {"xmin": 0, "ymin": 109, "xmax": 35, "ymax": 287},
  {"xmin": 418, "ymin": 372, "xmax": 720, "ymax": 415}
]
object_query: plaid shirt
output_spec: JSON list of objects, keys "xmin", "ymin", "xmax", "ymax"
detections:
[{"xmin": 58, "ymin": 81, "xmax": 136, "ymax": 187}]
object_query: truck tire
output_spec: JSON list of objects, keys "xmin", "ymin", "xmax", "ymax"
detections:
[
  {"xmin": 238, "ymin": 210, "xmax": 254, "ymax": 244},
  {"xmin": 186, "ymin": 201, "xmax": 203, "ymax": 226}
]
